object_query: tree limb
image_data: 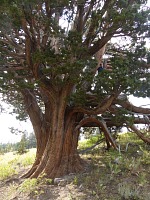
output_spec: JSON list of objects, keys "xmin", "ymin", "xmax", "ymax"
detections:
[
  {"xmin": 115, "ymin": 99, "xmax": 150, "ymax": 115},
  {"xmin": 129, "ymin": 125, "xmax": 150, "ymax": 144}
]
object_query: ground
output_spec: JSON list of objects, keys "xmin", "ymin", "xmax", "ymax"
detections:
[{"xmin": 0, "ymin": 133, "xmax": 150, "ymax": 200}]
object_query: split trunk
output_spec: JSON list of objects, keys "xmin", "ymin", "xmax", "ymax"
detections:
[{"xmin": 22, "ymin": 90, "xmax": 85, "ymax": 178}]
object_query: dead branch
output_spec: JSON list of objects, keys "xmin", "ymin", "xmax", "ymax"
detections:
[{"xmin": 129, "ymin": 125, "xmax": 150, "ymax": 144}]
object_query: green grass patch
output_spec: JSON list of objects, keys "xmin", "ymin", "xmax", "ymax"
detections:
[
  {"xmin": 0, "ymin": 152, "xmax": 18, "ymax": 180},
  {"xmin": 19, "ymin": 178, "xmax": 39, "ymax": 194},
  {"xmin": 18, "ymin": 174, "xmax": 52, "ymax": 196},
  {"xmin": 17, "ymin": 148, "xmax": 36, "ymax": 167},
  {"xmin": 78, "ymin": 135, "xmax": 103, "ymax": 150},
  {"xmin": 0, "ymin": 149, "xmax": 36, "ymax": 180},
  {"xmin": 0, "ymin": 164, "xmax": 17, "ymax": 180}
]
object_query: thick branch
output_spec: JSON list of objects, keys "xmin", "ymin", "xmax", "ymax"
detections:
[
  {"xmin": 116, "ymin": 100, "xmax": 150, "ymax": 115},
  {"xmin": 88, "ymin": 34, "xmax": 114, "ymax": 56},
  {"xmin": 82, "ymin": 117, "xmax": 150, "ymax": 127},
  {"xmin": 83, "ymin": 0, "xmax": 95, "ymax": 27},
  {"xmin": 75, "ymin": 116, "xmax": 118, "ymax": 150},
  {"xmin": 129, "ymin": 125, "xmax": 150, "ymax": 144},
  {"xmin": 73, "ymin": 93, "xmax": 119, "ymax": 115},
  {"xmin": 0, "ymin": 66, "xmax": 26, "ymax": 71},
  {"xmin": 21, "ymin": 89, "xmax": 44, "ymax": 135}
]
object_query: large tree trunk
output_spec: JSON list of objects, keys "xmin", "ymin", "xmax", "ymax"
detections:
[
  {"xmin": 30, "ymin": 115, "xmax": 85, "ymax": 179},
  {"xmin": 22, "ymin": 128, "xmax": 48, "ymax": 178},
  {"xmin": 22, "ymin": 89, "xmax": 85, "ymax": 179}
]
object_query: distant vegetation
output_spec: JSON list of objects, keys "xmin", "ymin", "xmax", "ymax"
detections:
[{"xmin": 0, "ymin": 132, "xmax": 36, "ymax": 155}]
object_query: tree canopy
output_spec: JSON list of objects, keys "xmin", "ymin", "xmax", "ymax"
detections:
[{"xmin": 0, "ymin": 0, "xmax": 150, "ymax": 178}]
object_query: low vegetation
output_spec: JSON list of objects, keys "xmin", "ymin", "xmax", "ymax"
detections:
[
  {"xmin": 0, "ymin": 132, "xmax": 149, "ymax": 200},
  {"xmin": 0, "ymin": 132, "xmax": 36, "ymax": 155},
  {"xmin": 0, "ymin": 149, "xmax": 36, "ymax": 181}
]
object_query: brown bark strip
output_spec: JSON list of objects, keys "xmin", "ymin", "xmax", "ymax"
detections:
[
  {"xmin": 76, "ymin": 4, "xmax": 84, "ymax": 32},
  {"xmin": 116, "ymin": 100, "xmax": 150, "ymax": 115},
  {"xmin": 73, "ymin": 92, "xmax": 120, "ymax": 115},
  {"xmin": 21, "ymin": 18, "xmax": 32, "ymax": 67},
  {"xmin": 129, "ymin": 125, "xmax": 150, "ymax": 144},
  {"xmin": 0, "ymin": 66, "xmax": 26, "ymax": 71},
  {"xmin": 83, "ymin": 0, "xmax": 95, "ymax": 27}
]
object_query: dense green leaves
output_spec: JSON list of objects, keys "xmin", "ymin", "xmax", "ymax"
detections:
[{"xmin": 0, "ymin": 0, "xmax": 149, "ymax": 120}]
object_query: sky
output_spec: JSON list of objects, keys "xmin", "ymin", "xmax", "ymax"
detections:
[
  {"xmin": 0, "ymin": 109, "xmax": 33, "ymax": 143},
  {"xmin": 0, "ymin": 1, "xmax": 149, "ymax": 144}
]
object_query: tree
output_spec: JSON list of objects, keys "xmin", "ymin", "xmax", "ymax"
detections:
[
  {"xmin": 16, "ymin": 132, "xmax": 28, "ymax": 154},
  {"xmin": 0, "ymin": 0, "xmax": 150, "ymax": 178},
  {"xmin": 27, "ymin": 132, "xmax": 37, "ymax": 149}
]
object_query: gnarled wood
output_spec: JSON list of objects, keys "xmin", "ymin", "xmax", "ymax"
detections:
[{"xmin": 129, "ymin": 125, "xmax": 150, "ymax": 144}]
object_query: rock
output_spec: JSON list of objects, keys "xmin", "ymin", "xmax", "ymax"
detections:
[{"xmin": 53, "ymin": 178, "xmax": 66, "ymax": 186}]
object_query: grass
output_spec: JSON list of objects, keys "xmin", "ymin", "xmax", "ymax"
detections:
[
  {"xmin": 0, "ymin": 133, "xmax": 150, "ymax": 200},
  {"xmin": 76, "ymin": 132, "xmax": 150, "ymax": 200},
  {"xmin": 0, "ymin": 149, "xmax": 36, "ymax": 180},
  {"xmin": 78, "ymin": 135, "xmax": 102, "ymax": 150}
]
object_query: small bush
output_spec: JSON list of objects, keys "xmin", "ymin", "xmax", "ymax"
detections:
[
  {"xmin": 19, "ymin": 179, "xmax": 38, "ymax": 194},
  {"xmin": 18, "ymin": 174, "xmax": 52, "ymax": 196}
]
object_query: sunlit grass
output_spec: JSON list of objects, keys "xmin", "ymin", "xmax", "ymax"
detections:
[
  {"xmin": 16, "ymin": 148, "xmax": 36, "ymax": 167},
  {"xmin": 0, "ymin": 164, "xmax": 17, "ymax": 180},
  {"xmin": 0, "ymin": 149, "xmax": 36, "ymax": 180},
  {"xmin": 118, "ymin": 132, "xmax": 143, "ymax": 145},
  {"xmin": 78, "ymin": 135, "xmax": 102, "ymax": 150}
]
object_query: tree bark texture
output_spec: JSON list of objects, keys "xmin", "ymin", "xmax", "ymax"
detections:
[{"xmin": 22, "ymin": 89, "xmax": 86, "ymax": 178}]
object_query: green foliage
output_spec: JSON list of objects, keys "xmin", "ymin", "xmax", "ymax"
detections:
[
  {"xmin": 0, "ymin": 2, "xmax": 149, "ymax": 183},
  {"xmin": 0, "ymin": 132, "xmax": 36, "ymax": 154},
  {"xmin": 0, "ymin": 143, "xmax": 13, "ymax": 154},
  {"xmin": 17, "ymin": 149, "xmax": 36, "ymax": 166},
  {"xmin": 73, "ymin": 176, "xmax": 78, "ymax": 185},
  {"xmin": 0, "ymin": 163, "xmax": 16, "ymax": 180},
  {"xmin": 18, "ymin": 178, "xmax": 39, "ymax": 194},
  {"xmin": 78, "ymin": 135, "xmax": 101, "ymax": 150},
  {"xmin": 0, "ymin": 0, "xmax": 149, "ymax": 125},
  {"xmin": 140, "ymin": 146, "xmax": 150, "ymax": 165},
  {"xmin": 16, "ymin": 133, "xmax": 28, "ymax": 155},
  {"xmin": 0, "ymin": 132, "xmax": 149, "ymax": 199},
  {"xmin": 0, "ymin": 152, "xmax": 18, "ymax": 180},
  {"xmin": 18, "ymin": 173, "xmax": 53, "ymax": 196}
]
